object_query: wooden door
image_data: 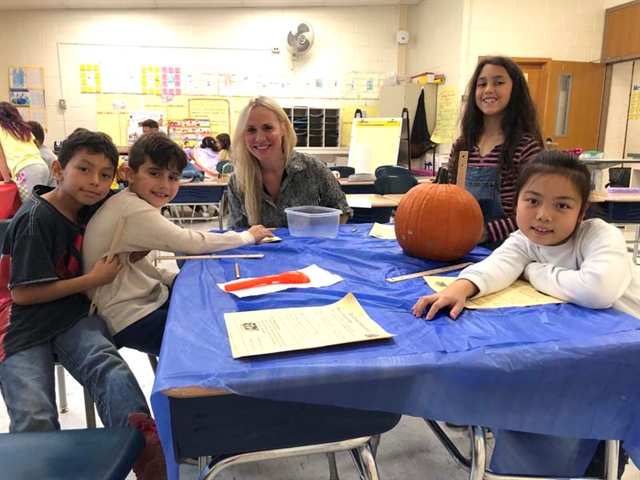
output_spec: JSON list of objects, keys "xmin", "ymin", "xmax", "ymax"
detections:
[
  {"xmin": 514, "ymin": 59, "xmax": 550, "ymax": 119},
  {"xmin": 542, "ymin": 60, "xmax": 606, "ymax": 151}
]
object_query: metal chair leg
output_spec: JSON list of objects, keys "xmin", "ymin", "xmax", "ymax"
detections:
[
  {"xmin": 147, "ymin": 354, "xmax": 158, "ymax": 374},
  {"xmin": 469, "ymin": 425, "xmax": 486, "ymax": 480},
  {"xmin": 83, "ymin": 387, "xmax": 96, "ymax": 429},
  {"xmin": 369, "ymin": 434, "xmax": 381, "ymax": 457},
  {"xmin": 354, "ymin": 442, "xmax": 380, "ymax": 480},
  {"xmin": 55, "ymin": 364, "xmax": 68, "ymax": 413},
  {"xmin": 327, "ymin": 452, "xmax": 340, "ymax": 480}
]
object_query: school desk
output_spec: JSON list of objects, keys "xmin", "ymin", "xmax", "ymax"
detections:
[
  {"xmin": 339, "ymin": 175, "xmax": 433, "ymax": 194},
  {"xmin": 150, "ymin": 225, "xmax": 640, "ymax": 480},
  {"xmin": 590, "ymin": 191, "xmax": 640, "ymax": 262},
  {"xmin": 345, "ymin": 193, "xmax": 400, "ymax": 208},
  {"xmin": 168, "ymin": 180, "xmax": 228, "ymax": 229}
]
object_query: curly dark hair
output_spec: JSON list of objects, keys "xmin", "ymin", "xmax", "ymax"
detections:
[
  {"xmin": 58, "ymin": 129, "xmax": 119, "ymax": 169},
  {"xmin": 450, "ymin": 56, "xmax": 543, "ymax": 177},
  {"xmin": 128, "ymin": 132, "xmax": 187, "ymax": 173}
]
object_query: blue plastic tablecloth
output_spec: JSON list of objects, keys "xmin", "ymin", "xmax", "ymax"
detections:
[{"xmin": 151, "ymin": 225, "xmax": 640, "ymax": 479}]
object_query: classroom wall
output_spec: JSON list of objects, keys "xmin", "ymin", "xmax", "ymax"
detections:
[
  {"xmin": 0, "ymin": 6, "xmax": 399, "ymax": 143},
  {"xmin": 405, "ymin": 0, "xmax": 632, "ymax": 155}
]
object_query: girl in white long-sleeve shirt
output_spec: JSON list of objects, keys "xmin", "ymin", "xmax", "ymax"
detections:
[
  {"xmin": 413, "ymin": 151, "xmax": 639, "ymax": 321},
  {"xmin": 412, "ymin": 151, "xmax": 638, "ymax": 478}
]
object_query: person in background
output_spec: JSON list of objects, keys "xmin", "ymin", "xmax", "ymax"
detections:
[
  {"xmin": 226, "ymin": 96, "xmax": 352, "ymax": 229},
  {"xmin": 27, "ymin": 120, "xmax": 56, "ymax": 187},
  {"xmin": 192, "ymin": 136, "xmax": 220, "ymax": 178},
  {"xmin": 413, "ymin": 151, "xmax": 634, "ymax": 478},
  {"xmin": 0, "ymin": 102, "xmax": 50, "ymax": 202},
  {"xmin": 83, "ymin": 133, "xmax": 273, "ymax": 356},
  {"xmin": 448, "ymin": 56, "xmax": 543, "ymax": 249},
  {"xmin": 216, "ymin": 133, "xmax": 231, "ymax": 161},
  {"xmin": 140, "ymin": 119, "xmax": 159, "ymax": 134},
  {"xmin": 0, "ymin": 129, "xmax": 167, "ymax": 480}
]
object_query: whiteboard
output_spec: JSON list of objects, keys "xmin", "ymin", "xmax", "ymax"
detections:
[{"xmin": 347, "ymin": 118, "xmax": 402, "ymax": 174}]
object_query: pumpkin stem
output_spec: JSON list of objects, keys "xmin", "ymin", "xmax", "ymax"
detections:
[{"xmin": 434, "ymin": 167, "xmax": 449, "ymax": 184}]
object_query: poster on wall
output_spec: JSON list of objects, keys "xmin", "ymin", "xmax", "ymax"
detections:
[
  {"xmin": 188, "ymin": 98, "xmax": 231, "ymax": 134},
  {"xmin": 430, "ymin": 86, "xmax": 458, "ymax": 144},
  {"xmin": 141, "ymin": 66, "xmax": 161, "ymax": 95},
  {"xmin": 79, "ymin": 64, "xmax": 102, "ymax": 93},
  {"xmin": 8, "ymin": 66, "xmax": 47, "ymax": 129},
  {"xmin": 127, "ymin": 110, "xmax": 166, "ymax": 145},
  {"xmin": 168, "ymin": 119, "xmax": 211, "ymax": 146},
  {"xmin": 161, "ymin": 67, "xmax": 181, "ymax": 96}
]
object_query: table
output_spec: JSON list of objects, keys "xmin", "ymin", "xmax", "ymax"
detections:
[
  {"xmin": 345, "ymin": 194, "xmax": 401, "ymax": 208},
  {"xmin": 151, "ymin": 225, "xmax": 640, "ymax": 479},
  {"xmin": 590, "ymin": 192, "xmax": 640, "ymax": 262}
]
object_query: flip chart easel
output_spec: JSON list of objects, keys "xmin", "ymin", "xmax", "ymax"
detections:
[{"xmin": 347, "ymin": 118, "xmax": 402, "ymax": 174}]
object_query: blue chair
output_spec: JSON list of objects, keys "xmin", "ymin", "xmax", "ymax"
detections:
[
  {"xmin": 329, "ymin": 166, "xmax": 355, "ymax": 178},
  {"xmin": 0, "ymin": 427, "xmax": 144, "ymax": 480},
  {"xmin": 374, "ymin": 165, "xmax": 410, "ymax": 178},
  {"xmin": 216, "ymin": 160, "xmax": 229, "ymax": 174},
  {"xmin": 373, "ymin": 175, "xmax": 418, "ymax": 195}
]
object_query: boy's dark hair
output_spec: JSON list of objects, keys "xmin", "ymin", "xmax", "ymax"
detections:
[
  {"xmin": 128, "ymin": 132, "xmax": 188, "ymax": 173},
  {"xmin": 451, "ymin": 56, "xmax": 544, "ymax": 176},
  {"xmin": 216, "ymin": 133, "xmax": 231, "ymax": 151},
  {"xmin": 514, "ymin": 151, "xmax": 591, "ymax": 213},
  {"xmin": 140, "ymin": 119, "xmax": 159, "ymax": 129},
  {"xmin": 58, "ymin": 129, "xmax": 119, "ymax": 169},
  {"xmin": 27, "ymin": 121, "xmax": 45, "ymax": 144}
]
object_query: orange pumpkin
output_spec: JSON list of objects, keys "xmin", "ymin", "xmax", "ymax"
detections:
[{"xmin": 394, "ymin": 182, "xmax": 483, "ymax": 261}]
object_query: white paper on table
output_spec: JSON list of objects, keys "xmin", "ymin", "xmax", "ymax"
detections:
[
  {"xmin": 218, "ymin": 264, "xmax": 343, "ymax": 298},
  {"xmin": 224, "ymin": 292, "xmax": 394, "ymax": 358},
  {"xmin": 369, "ymin": 223, "xmax": 396, "ymax": 240}
]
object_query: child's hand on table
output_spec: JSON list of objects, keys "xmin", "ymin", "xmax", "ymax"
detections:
[
  {"xmin": 412, "ymin": 279, "xmax": 479, "ymax": 321},
  {"xmin": 248, "ymin": 225, "xmax": 274, "ymax": 244}
]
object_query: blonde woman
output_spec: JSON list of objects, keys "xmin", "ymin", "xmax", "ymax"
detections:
[{"xmin": 226, "ymin": 96, "xmax": 352, "ymax": 229}]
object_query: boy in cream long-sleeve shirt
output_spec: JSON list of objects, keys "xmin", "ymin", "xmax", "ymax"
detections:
[{"xmin": 83, "ymin": 133, "xmax": 272, "ymax": 356}]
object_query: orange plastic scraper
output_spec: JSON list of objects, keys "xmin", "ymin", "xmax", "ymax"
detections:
[{"xmin": 224, "ymin": 270, "xmax": 311, "ymax": 293}]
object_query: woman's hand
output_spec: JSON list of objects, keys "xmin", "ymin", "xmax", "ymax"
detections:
[
  {"xmin": 411, "ymin": 279, "xmax": 478, "ymax": 320},
  {"xmin": 248, "ymin": 225, "xmax": 275, "ymax": 244}
]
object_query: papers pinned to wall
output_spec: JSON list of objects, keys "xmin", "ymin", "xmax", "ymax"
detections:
[
  {"xmin": 430, "ymin": 86, "xmax": 459, "ymax": 144},
  {"xmin": 8, "ymin": 66, "xmax": 47, "ymax": 129}
]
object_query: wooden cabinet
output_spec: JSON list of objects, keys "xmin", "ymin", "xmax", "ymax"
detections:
[{"xmin": 284, "ymin": 107, "xmax": 341, "ymax": 148}]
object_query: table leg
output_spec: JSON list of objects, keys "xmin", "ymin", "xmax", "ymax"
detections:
[
  {"xmin": 604, "ymin": 440, "xmax": 620, "ymax": 480},
  {"xmin": 469, "ymin": 426, "xmax": 486, "ymax": 480}
]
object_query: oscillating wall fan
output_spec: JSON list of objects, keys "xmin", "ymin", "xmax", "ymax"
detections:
[{"xmin": 286, "ymin": 22, "xmax": 314, "ymax": 58}]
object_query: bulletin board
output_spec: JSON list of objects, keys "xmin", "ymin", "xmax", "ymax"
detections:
[
  {"xmin": 347, "ymin": 118, "xmax": 402, "ymax": 174},
  {"xmin": 95, "ymin": 94, "xmax": 234, "ymax": 146},
  {"xmin": 8, "ymin": 66, "xmax": 47, "ymax": 129}
]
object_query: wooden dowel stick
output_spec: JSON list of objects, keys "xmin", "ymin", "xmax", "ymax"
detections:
[
  {"xmin": 156, "ymin": 254, "xmax": 265, "ymax": 261},
  {"xmin": 386, "ymin": 262, "xmax": 473, "ymax": 283},
  {"xmin": 457, "ymin": 150, "xmax": 468, "ymax": 189}
]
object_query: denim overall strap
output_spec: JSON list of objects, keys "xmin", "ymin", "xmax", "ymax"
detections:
[{"xmin": 464, "ymin": 165, "xmax": 505, "ymax": 222}]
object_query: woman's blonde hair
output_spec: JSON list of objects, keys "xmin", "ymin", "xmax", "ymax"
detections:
[{"xmin": 231, "ymin": 96, "xmax": 297, "ymax": 224}]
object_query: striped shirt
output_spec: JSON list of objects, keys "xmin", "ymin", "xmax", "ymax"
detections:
[{"xmin": 450, "ymin": 134, "xmax": 542, "ymax": 243}]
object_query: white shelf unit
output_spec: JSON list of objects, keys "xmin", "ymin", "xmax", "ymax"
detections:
[{"xmin": 284, "ymin": 107, "xmax": 341, "ymax": 148}]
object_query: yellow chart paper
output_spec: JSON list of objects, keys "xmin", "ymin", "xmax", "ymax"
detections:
[
  {"xmin": 425, "ymin": 276, "xmax": 565, "ymax": 309},
  {"xmin": 224, "ymin": 293, "xmax": 394, "ymax": 358}
]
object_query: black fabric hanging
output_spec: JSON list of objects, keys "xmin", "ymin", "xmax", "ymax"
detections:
[{"xmin": 410, "ymin": 88, "xmax": 434, "ymax": 159}]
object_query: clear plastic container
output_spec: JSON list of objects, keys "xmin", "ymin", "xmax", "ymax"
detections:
[{"xmin": 285, "ymin": 206, "xmax": 341, "ymax": 238}]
